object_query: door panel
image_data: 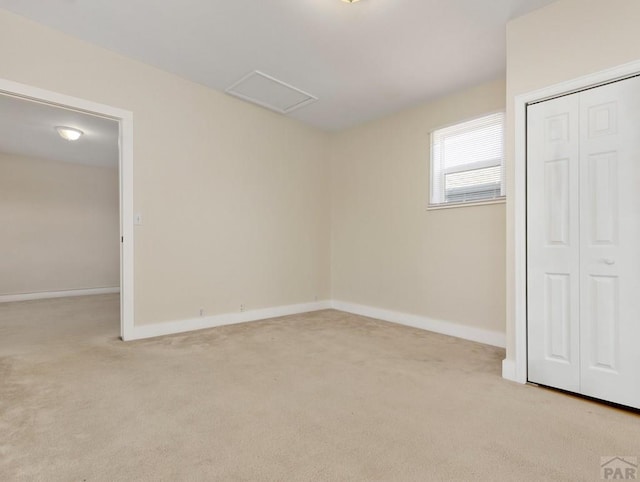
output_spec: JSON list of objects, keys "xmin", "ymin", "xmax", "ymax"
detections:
[
  {"xmin": 545, "ymin": 159, "xmax": 570, "ymax": 245},
  {"xmin": 588, "ymin": 152, "xmax": 617, "ymax": 245},
  {"xmin": 527, "ymin": 95, "xmax": 581, "ymax": 392},
  {"xmin": 544, "ymin": 273, "xmax": 571, "ymax": 361},
  {"xmin": 579, "ymin": 77, "xmax": 640, "ymax": 409},
  {"xmin": 587, "ymin": 275, "xmax": 618, "ymax": 371}
]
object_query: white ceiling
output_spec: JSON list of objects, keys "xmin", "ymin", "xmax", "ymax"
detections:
[
  {"xmin": 0, "ymin": 94, "xmax": 119, "ymax": 168},
  {"xmin": 0, "ymin": 0, "xmax": 558, "ymax": 130}
]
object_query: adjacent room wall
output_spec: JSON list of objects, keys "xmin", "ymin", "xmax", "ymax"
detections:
[
  {"xmin": 505, "ymin": 0, "xmax": 640, "ymax": 361},
  {"xmin": 0, "ymin": 152, "xmax": 119, "ymax": 295},
  {"xmin": 0, "ymin": 10, "xmax": 331, "ymax": 325},
  {"xmin": 330, "ymin": 79, "xmax": 506, "ymax": 336}
]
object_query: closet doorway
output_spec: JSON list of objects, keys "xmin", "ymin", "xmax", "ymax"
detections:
[{"xmin": 526, "ymin": 75, "xmax": 640, "ymax": 409}]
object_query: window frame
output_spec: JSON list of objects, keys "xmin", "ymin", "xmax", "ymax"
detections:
[{"xmin": 428, "ymin": 111, "xmax": 506, "ymax": 210}]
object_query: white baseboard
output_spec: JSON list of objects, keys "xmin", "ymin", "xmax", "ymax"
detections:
[
  {"xmin": 127, "ymin": 300, "xmax": 504, "ymax": 348},
  {"xmin": 331, "ymin": 300, "xmax": 506, "ymax": 348},
  {"xmin": 502, "ymin": 358, "xmax": 517, "ymax": 381},
  {"xmin": 0, "ymin": 287, "xmax": 120, "ymax": 303},
  {"xmin": 126, "ymin": 300, "xmax": 332, "ymax": 341}
]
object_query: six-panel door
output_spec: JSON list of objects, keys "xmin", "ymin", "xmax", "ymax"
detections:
[{"xmin": 527, "ymin": 75, "xmax": 640, "ymax": 409}]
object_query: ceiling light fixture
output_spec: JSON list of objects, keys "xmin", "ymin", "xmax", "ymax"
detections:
[
  {"xmin": 55, "ymin": 126, "xmax": 84, "ymax": 141},
  {"xmin": 341, "ymin": 0, "xmax": 361, "ymax": 3}
]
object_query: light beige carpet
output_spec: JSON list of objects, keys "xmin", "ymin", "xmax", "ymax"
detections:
[{"xmin": 1, "ymin": 294, "xmax": 638, "ymax": 481}]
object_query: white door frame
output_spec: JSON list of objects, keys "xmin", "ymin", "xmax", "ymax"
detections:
[
  {"xmin": 0, "ymin": 78, "xmax": 134, "ymax": 340},
  {"xmin": 509, "ymin": 59, "xmax": 640, "ymax": 383}
]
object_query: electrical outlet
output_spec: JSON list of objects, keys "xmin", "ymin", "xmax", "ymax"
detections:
[
  {"xmin": 314, "ymin": 295, "xmax": 318, "ymax": 301},
  {"xmin": 199, "ymin": 308, "xmax": 204, "ymax": 317},
  {"xmin": 240, "ymin": 304, "xmax": 245, "ymax": 312}
]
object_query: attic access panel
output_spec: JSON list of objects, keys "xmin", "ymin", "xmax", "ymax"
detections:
[{"xmin": 226, "ymin": 71, "xmax": 318, "ymax": 114}]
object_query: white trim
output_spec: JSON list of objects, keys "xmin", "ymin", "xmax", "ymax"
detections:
[
  {"xmin": 126, "ymin": 300, "xmax": 332, "ymax": 341},
  {"xmin": 428, "ymin": 108, "xmax": 506, "ymax": 134},
  {"xmin": 118, "ymin": 108, "xmax": 135, "ymax": 342},
  {"xmin": 430, "ymin": 110, "xmax": 506, "ymax": 206},
  {"xmin": 127, "ymin": 299, "xmax": 506, "ymax": 347},
  {"xmin": 509, "ymin": 58, "xmax": 640, "ymax": 384},
  {"xmin": 0, "ymin": 287, "xmax": 120, "ymax": 303},
  {"xmin": 0, "ymin": 78, "xmax": 135, "ymax": 341},
  {"xmin": 225, "ymin": 70, "xmax": 318, "ymax": 114},
  {"xmin": 332, "ymin": 300, "xmax": 505, "ymax": 348},
  {"xmin": 427, "ymin": 197, "xmax": 505, "ymax": 211},
  {"xmin": 501, "ymin": 358, "xmax": 517, "ymax": 382}
]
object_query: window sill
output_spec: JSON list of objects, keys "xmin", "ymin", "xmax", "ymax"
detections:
[{"xmin": 427, "ymin": 197, "xmax": 506, "ymax": 211}]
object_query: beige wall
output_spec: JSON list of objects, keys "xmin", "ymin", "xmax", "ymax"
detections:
[
  {"xmin": 0, "ymin": 152, "xmax": 119, "ymax": 295},
  {"xmin": 505, "ymin": 0, "xmax": 640, "ymax": 358},
  {"xmin": 12, "ymin": 1, "xmax": 633, "ymax": 342},
  {"xmin": 330, "ymin": 79, "xmax": 506, "ymax": 333},
  {"xmin": 0, "ymin": 10, "xmax": 330, "ymax": 324}
]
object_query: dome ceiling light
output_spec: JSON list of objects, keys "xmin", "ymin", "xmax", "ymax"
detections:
[{"xmin": 55, "ymin": 126, "xmax": 84, "ymax": 141}]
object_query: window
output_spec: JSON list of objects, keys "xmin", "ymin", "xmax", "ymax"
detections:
[{"xmin": 429, "ymin": 112, "xmax": 505, "ymax": 207}]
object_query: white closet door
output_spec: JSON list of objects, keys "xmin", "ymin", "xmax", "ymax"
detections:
[
  {"xmin": 579, "ymin": 76, "xmax": 640, "ymax": 409},
  {"xmin": 527, "ymin": 95, "xmax": 581, "ymax": 392},
  {"xmin": 528, "ymin": 75, "xmax": 640, "ymax": 409}
]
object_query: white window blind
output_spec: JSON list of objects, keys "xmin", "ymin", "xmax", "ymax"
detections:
[{"xmin": 430, "ymin": 112, "xmax": 505, "ymax": 206}]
